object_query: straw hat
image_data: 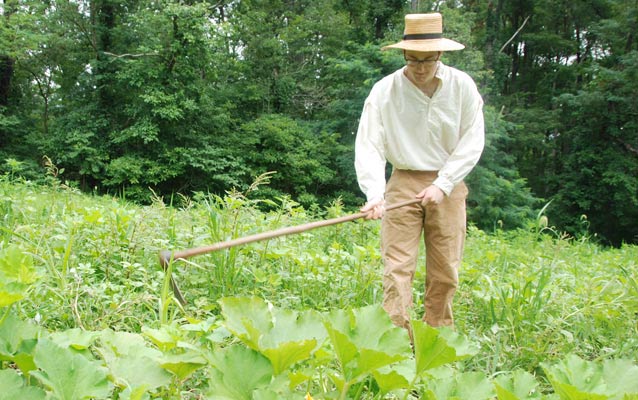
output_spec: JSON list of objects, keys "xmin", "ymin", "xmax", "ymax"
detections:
[{"xmin": 382, "ymin": 13, "xmax": 464, "ymax": 52}]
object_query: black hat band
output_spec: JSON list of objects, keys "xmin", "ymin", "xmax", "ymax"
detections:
[{"xmin": 403, "ymin": 33, "xmax": 443, "ymax": 40}]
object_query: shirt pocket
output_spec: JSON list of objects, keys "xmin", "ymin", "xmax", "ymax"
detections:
[{"xmin": 430, "ymin": 105, "xmax": 462, "ymax": 150}]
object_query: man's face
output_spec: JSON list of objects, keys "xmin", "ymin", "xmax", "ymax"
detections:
[{"xmin": 404, "ymin": 50, "xmax": 441, "ymax": 85}]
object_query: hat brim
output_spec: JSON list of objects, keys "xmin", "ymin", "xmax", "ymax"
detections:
[{"xmin": 381, "ymin": 38, "xmax": 465, "ymax": 52}]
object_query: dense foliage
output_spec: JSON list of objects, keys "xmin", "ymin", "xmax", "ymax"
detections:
[
  {"xmin": 1, "ymin": 0, "xmax": 637, "ymax": 244},
  {"xmin": 0, "ymin": 177, "xmax": 637, "ymax": 398}
]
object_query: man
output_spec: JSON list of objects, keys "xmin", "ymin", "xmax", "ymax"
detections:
[{"xmin": 355, "ymin": 13, "xmax": 484, "ymax": 332}]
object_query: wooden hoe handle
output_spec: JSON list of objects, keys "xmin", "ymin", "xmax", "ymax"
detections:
[{"xmin": 159, "ymin": 198, "xmax": 421, "ymax": 305}]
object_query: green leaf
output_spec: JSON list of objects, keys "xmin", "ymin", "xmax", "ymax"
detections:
[
  {"xmin": 541, "ymin": 354, "xmax": 638, "ymax": 400},
  {"xmin": 99, "ymin": 329, "xmax": 163, "ymax": 361},
  {"xmin": 288, "ymin": 369, "xmax": 313, "ymax": 388},
  {"xmin": 372, "ymin": 359, "xmax": 415, "ymax": 394},
  {"xmin": 31, "ymin": 338, "xmax": 112, "ymax": 400},
  {"xmin": 423, "ymin": 371, "xmax": 494, "ymax": 400},
  {"xmin": 50, "ymin": 328, "xmax": 100, "ymax": 350},
  {"xmin": 0, "ymin": 312, "xmax": 41, "ymax": 356},
  {"xmin": 219, "ymin": 297, "xmax": 326, "ymax": 375},
  {"xmin": 324, "ymin": 314, "xmax": 358, "ymax": 367},
  {"xmin": 0, "ymin": 312, "xmax": 42, "ymax": 375},
  {"xmin": 119, "ymin": 386, "xmax": 151, "ymax": 400},
  {"xmin": 494, "ymin": 370, "xmax": 543, "ymax": 400},
  {"xmin": 0, "ymin": 246, "xmax": 37, "ymax": 307},
  {"xmin": 541, "ymin": 354, "xmax": 608, "ymax": 399},
  {"xmin": 412, "ymin": 322, "xmax": 478, "ymax": 373},
  {"xmin": 13, "ymin": 347, "xmax": 38, "ymax": 376},
  {"xmin": 0, "ymin": 369, "xmax": 46, "ymax": 400},
  {"xmin": 0, "ymin": 245, "xmax": 37, "ymax": 283},
  {"xmin": 98, "ymin": 329, "xmax": 172, "ymax": 391},
  {"xmin": 601, "ymin": 359, "xmax": 638, "ymax": 397},
  {"xmin": 324, "ymin": 305, "xmax": 411, "ymax": 383},
  {"xmin": 0, "ymin": 289, "xmax": 24, "ymax": 307},
  {"xmin": 260, "ymin": 339, "xmax": 317, "ymax": 376},
  {"xmin": 142, "ymin": 324, "xmax": 181, "ymax": 351},
  {"xmin": 207, "ymin": 345, "xmax": 274, "ymax": 400},
  {"xmin": 159, "ymin": 350, "xmax": 207, "ymax": 379}
]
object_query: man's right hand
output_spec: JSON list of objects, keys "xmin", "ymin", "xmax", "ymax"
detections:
[{"xmin": 360, "ymin": 198, "xmax": 385, "ymax": 220}]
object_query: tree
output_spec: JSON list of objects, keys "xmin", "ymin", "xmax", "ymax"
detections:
[
  {"xmin": 466, "ymin": 106, "xmax": 539, "ymax": 230},
  {"xmin": 551, "ymin": 51, "xmax": 638, "ymax": 245}
]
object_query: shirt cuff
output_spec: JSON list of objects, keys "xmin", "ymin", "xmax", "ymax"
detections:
[
  {"xmin": 366, "ymin": 194, "xmax": 384, "ymax": 204},
  {"xmin": 432, "ymin": 176, "xmax": 454, "ymax": 196}
]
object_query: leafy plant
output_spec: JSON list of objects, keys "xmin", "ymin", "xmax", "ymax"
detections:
[
  {"xmin": 324, "ymin": 304, "xmax": 411, "ymax": 397},
  {"xmin": 31, "ymin": 338, "xmax": 112, "ymax": 400},
  {"xmin": 541, "ymin": 354, "xmax": 638, "ymax": 400},
  {"xmin": 220, "ymin": 296, "xmax": 326, "ymax": 376},
  {"xmin": 0, "ymin": 245, "xmax": 37, "ymax": 309}
]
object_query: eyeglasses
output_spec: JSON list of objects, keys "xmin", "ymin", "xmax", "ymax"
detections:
[{"xmin": 404, "ymin": 56, "xmax": 440, "ymax": 66}]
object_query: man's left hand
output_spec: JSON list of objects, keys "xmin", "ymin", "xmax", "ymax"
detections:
[{"xmin": 416, "ymin": 185, "xmax": 445, "ymax": 206}]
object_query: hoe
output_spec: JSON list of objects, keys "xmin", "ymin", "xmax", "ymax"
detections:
[{"xmin": 159, "ymin": 198, "xmax": 421, "ymax": 305}]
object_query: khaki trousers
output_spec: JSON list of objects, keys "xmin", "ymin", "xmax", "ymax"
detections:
[{"xmin": 381, "ymin": 169, "xmax": 468, "ymax": 329}]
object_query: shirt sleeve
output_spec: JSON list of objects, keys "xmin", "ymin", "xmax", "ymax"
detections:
[
  {"xmin": 433, "ymin": 79, "xmax": 485, "ymax": 195},
  {"xmin": 355, "ymin": 99, "xmax": 387, "ymax": 203}
]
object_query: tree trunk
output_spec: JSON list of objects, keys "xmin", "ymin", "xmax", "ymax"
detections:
[
  {"xmin": 91, "ymin": 0, "xmax": 116, "ymax": 109},
  {"xmin": 1, "ymin": 0, "xmax": 18, "ymax": 106},
  {"xmin": 0, "ymin": 55, "xmax": 13, "ymax": 106}
]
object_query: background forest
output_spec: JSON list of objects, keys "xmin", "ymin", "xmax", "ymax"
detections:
[{"xmin": 0, "ymin": 0, "xmax": 636, "ymax": 245}]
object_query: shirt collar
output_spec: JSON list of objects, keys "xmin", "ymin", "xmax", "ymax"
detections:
[{"xmin": 434, "ymin": 61, "xmax": 446, "ymax": 79}]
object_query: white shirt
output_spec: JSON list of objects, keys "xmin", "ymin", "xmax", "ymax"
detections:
[{"xmin": 355, "ymin": 62, "xmax": 485, "ymax": 201}]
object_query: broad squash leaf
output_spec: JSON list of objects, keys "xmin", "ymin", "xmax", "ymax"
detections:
[
  {"xmin": 0, "ymin": 369, "xmax": 46, "ymax": 400},
  {"xmin": 373, "ymin": 359, "xmax": 415, "ymax": 394},
  {"xmin": 423, "ymin": 371, "xmax": 494, "ymax": 400},
  {"xmin": 207, "ymin": 344, "xmax": 274, "ymax": 399},
  {"xmin": 50, "ymin": 328, "xmax": 100, "ymax": 350},
  {"xmin": 494, "ymin": 369, "xmax": 543, "ymax": 399},
  {"xmin": 601, "ymin": 359, "xmax": 638, "ymax": 397},
  {"xmin": 98, "ymin": 329, "xmax": 172, "ymax": 392},
  {"xmin": 219, "ymin": 297, "xmax": 326, "ymax": 375},
  {"xmin": 542, "ymin": 354, "xmax": 607, "ymax": 399},
  {"xmin": 31, "ymin": 338, "xmax": 112, "ymax": 400},
  {"xmin": 119, "ymin": 386, "xmax": 151, "ymax": 400},
  {"xmin": 160, "ymin": 350, "xmax": 207, "ymax": 379},
  {"xmin": 324, "ymin": 305, "xmax": 411, "ymax": 384},
  {"xmin": 0, "ymin": 245, "xmax": 37, "ymax": 283},
  {"xmin": 542, "ymin": 354, "xmax": 638, "ymax": 400},
  {"xmin": 142, "ymin": 324, "xmax": 182, "ymax": 351},
  {"xmin": 412, "ymin": 321, "xmax": 478, "ymax": 374},
  {"xmin": 0, "ymin": 312, "xmax": 42, "ymax": 375},
  {"xmin": 0, "ymin": 289, "xmax": 23, "ymax": 307},
  {"xmin": 0, "ymin": 245, "xmax": 37, "ymax": 307}
]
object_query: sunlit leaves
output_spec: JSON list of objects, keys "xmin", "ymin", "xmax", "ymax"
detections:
[
  {"xmin": 422, "ymin": 371, "xmax": 494, "ymax": 400},
  {"xmin": 206, "ymin": 345, "xmax": 274, "ymax": 400},
  {"xmin": 541, "ymin": 354, "xmax": 638, "ymax": 400},
  {"xmin": 413, "ymin": 322, "xmax": 479, "ymax": 374},
  {"xmin": 140, "ymin": 324, "xmax": 207, "ymax": 379},
  {"xmin": 494, "ymin": 370, "xmax": 545, "ymax": 400},
  {"xmin": 220, "ymin": 296, "xmax": 326, "ymax": 375},
  {"xmin": 324, "ymin": 305, "xmax": 411, "ymax": 384},
  {"xmin": 0, "ymin": 312, "xmax": 42, "ymax": 375},
  {"xmin": 97, "ymin": 329, "xmax": 172, "ymax": 393},
  {"xmin": 0, "ymin": 369, "xmax": 46, "ymax": 400},
  {"xmin": 0, "ymin": 245, "xmax": 37, "ymax": 307},
  {"xmin": 31, "ymin": 338, "xmax": 112, "ymax": 400},
  {"xmin": 372, "ymin": 360, "xmax": 414, "ymax": 395}
]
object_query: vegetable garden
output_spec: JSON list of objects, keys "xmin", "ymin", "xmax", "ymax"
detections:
[{"xmin": 1, "ymin": 177, "xmax": 637, "ymax": 399}]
